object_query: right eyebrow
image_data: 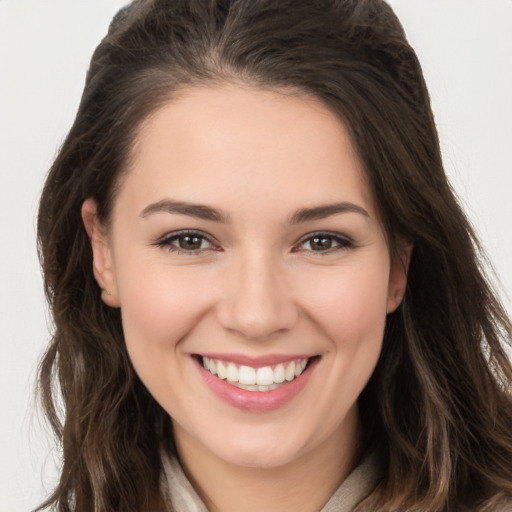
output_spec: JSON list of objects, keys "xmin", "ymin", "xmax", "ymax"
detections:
[
  {"xmin": 139, "ymin": 199, "xmax": 229, "ymax": 223},
  {"xmin": 289, "ymin": 202, "xmax": 370, "ymax": 224}
]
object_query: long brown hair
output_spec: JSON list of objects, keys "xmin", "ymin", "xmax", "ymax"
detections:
[{"xmin": 36, "ymin": 1, "xmax": 512, "ymax": 510}]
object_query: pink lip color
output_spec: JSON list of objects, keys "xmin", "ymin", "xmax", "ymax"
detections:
[{"xmin": 194, "ymin": 356, "xmax": 319, "ymax": 412}]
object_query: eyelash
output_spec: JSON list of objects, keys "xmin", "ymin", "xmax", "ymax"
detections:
[
  {"xmin": 294, "ymin": 231, "xmax": 355, "ymax": 254},
  {"xmin": 154, "ymin": 230, "xmax": 355, "ymax": 255},
  {"xmin": 154, "ymin": 230, "xmax": 219, "ymax": 255}
]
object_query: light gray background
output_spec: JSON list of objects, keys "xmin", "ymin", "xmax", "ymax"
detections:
[{"xmin": 1, "ymin": 1, "xmax": 511, "ymax": 510}]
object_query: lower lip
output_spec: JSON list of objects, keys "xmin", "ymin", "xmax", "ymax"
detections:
[{"xmin": 194, "ymin": 357, "xmax": 318, "ymax": 412}]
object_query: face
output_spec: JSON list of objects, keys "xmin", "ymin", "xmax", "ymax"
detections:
[{"xmin": 83, "ymin": 85, "xmax": 409, "ymax": 472}]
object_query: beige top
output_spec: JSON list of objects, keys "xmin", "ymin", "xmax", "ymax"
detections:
[
  {"xmin": 161, "ymin": 452, "xmax": 512, "ymax": 511},
  {"xmin": 160, "ymin": 451, "xmax": 381, "ymax": 512}
]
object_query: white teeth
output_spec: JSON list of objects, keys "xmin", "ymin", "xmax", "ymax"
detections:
[
  {"xmin": 237, "ymin": 384, "xmax": 259, "ymax": 391},
  {"xmin": 285, "ymin": 361, "xmax": 296, "ymax": 381},
  {"xmin": 256, "ymin": 366, "xmax": 274, "ymax": 386},
  {"xmin": 239, "ymin": 365, "xmax": 256, "ymax": 385},
  {"xmin": 201, "ymin": 356, "xmax": 310, "ymax": 391},
  {"xmin": 226, "ymin": 362, "xmax": 238, "ymax": 382},
  {"xmin": 274, "ymin": 364, "xmax": 285, "ymax": 383},
  {"xmin": 217, "ymin": 360, "xmax": 227, "ymax": 380}
]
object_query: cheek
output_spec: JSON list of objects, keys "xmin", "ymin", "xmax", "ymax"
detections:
[
  {"xmin": 114, "ymin": 257, "xmax": 214, "ymax": 356},
  {"xmin": 300, "ymin": 259, "xmax": 390, "ymax": 348},
  {"xmin": 296, "ymin": 259, "xmax": 390, "ymax": 428}
]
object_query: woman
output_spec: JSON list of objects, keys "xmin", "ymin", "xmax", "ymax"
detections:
[{"xmin": 36, "ymin": 0, "xmax": 512, "ymax": 511}]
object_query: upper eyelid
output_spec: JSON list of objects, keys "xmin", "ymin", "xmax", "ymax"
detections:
[
  {"xmin": 155, "ymin": 229, "xmax": 219, "ymax": 248},
  {"xmin": 158, "ymin": 229, "xmax": 214, "ymax": 241},
  {"xmin": 296, "ymin": 231, "xmax": 354, "ymax": 245},
  {"xmin": 291, "ymin": 231, "xmax": 355, "ymax": 255}
]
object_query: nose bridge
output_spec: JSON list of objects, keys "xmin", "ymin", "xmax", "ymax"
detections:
[{"xmin": 218, "ymin": 247, "xmax": 298, "ymax": 340}]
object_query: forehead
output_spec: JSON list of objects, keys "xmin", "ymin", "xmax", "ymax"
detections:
[{"xmin": 117, "ymin": 84, "xmax": 376, "ymax": 219}]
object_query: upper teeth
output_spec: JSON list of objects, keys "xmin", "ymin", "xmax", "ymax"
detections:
[{"xmin": 202, "ymin": 357, "xmax": 308, "ymax": 389}]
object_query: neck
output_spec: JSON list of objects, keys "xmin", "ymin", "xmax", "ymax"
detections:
[{"xmin": 172, "ymin": 410, "xmax": 363, "ymax": 512}]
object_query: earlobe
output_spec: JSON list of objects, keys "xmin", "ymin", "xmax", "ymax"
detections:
[
  {"xmin": 81, "ymin": 199, "xmax": 121, "ymax": 308},
  {"xmin": 386, "ymin": 243, "xmax": 413, "ymax": 314}
]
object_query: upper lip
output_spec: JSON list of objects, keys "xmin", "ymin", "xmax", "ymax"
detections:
[{"xmin": 195, "ymin": 353, "xmax": 316, "ymax": 367}]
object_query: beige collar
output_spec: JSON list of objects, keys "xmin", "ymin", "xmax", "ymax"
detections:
[{"xmin": 161, "ymin": 450, "xmax": 381, "ymax": 512}]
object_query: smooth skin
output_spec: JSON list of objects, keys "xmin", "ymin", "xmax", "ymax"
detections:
[{"xmin": 82, "ymin": 84, "xmax": 410, "ymax": 512}]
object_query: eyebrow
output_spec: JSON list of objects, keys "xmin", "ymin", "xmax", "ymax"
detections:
[
  {"xmin": 139, "ymin": 199, "xmax": 369, "ymax": 224},
  {"xmin": 289, "ymin": 202, "xmax": 370, "ymax": 224},
  {"xmin": 140, "ymin": 199, "xmax": 228, "ymax": 222}
]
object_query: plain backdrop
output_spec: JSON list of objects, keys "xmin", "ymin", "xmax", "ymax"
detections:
[{"xmin": 1, "ymin": 1, "xmax": 511, "ymax": 510}]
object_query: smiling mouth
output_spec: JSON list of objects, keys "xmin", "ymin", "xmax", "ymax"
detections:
[{"xmin": 196, "ymin": 355, "xmax": 315, "ymax": 392}]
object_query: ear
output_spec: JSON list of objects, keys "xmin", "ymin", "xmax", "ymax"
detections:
[
  {"xmin": 386, "ymin": 242, "xmax": 413, "ymax": 314},
  {"xmin": 81, "ymin": 199, "xmax": 120, "ymax": 308}
]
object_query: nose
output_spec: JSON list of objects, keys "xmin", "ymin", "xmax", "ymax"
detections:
[{"xmin": 216, "ymin": 252, "xmax": 299, "ymax": 341}]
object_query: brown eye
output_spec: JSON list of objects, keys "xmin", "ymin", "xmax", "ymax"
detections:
[
  {"xmin": 177, "ymin": 234, "xmax": 205, "ymax": 250},
  {"xmin": 299, "ymin": 232, "xmax": 353, "ymax": 253},
  {"xmin": 309, "ymin": 236, "xmax": 334, "ymax": 251},
  {"xmin": 155, "ymin": 230, "xmax": 215, "ymax": 253}
]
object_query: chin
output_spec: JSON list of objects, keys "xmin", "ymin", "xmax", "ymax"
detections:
[{"xmin": 205, "ymin": 427, "xmax": 312, "ymax": 470}]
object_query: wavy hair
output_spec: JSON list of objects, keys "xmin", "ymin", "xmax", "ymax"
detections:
[{"xmin": 36, "ymin": 0, "xmax": 512, "ymax": 510}]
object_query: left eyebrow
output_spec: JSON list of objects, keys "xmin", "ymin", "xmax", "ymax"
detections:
[
  {"xmin": 289, "ymin": 202, "xmax": 370, "ymax": 224},
  {"xmin": 139, "ymin": 199, "xmax": 228, "ymax": 222}
]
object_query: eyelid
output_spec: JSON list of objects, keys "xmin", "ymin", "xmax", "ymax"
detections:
[
  {"xmin": 152, "ymin": 229, "xmax": 355, "ymax": 255},
  {"xmin": 153, "ymin": 229, "xmax": 220, "ymax": 254},
  {"xmin": 293, "ymin": 231, "xmax": 355, "ymax": 253}
]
